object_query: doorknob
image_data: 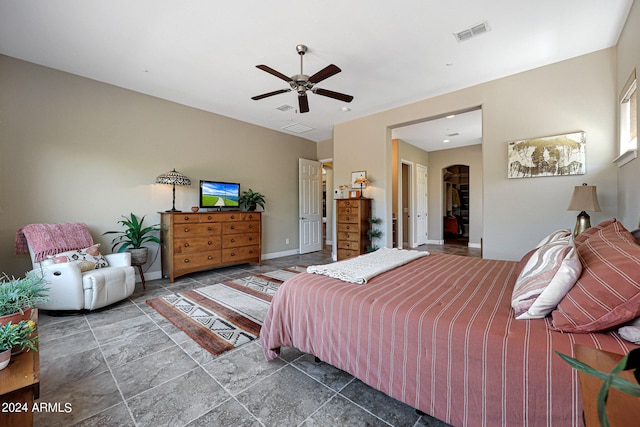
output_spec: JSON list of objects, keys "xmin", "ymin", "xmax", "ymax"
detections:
[{"xmin": 300, "ymin": 217, "xmax": 307, "ymax": 220}]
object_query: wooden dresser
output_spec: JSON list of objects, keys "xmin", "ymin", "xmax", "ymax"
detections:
[
  {"xmin": 336, "ymin": 198, "xmax": 371, "ymax": 260},
  {"xmin": 160, "ymin": 211, "xmax": 261, "ymax": 282}
]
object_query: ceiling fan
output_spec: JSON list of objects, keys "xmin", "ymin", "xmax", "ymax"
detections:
[{"xmin": 251, "ymin": 44, "xmax": 354, "ymax": 113}]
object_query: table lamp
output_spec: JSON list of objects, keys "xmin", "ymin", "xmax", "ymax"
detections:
[
  {"xmin": 353, "ymin": 175, "xmax": 370, "ymax": 198},
  {"xmin": 567, "ymin": 183, "xmax": 601, "ymax": 237},
  {"xmin": 155, "ymin": 169, "xmax": 192, "ymax": 212}
]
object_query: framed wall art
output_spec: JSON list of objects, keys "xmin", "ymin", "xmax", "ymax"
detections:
[{"xmin": 507, "ymin": 131, "xmax": 586, "ymax": 179}]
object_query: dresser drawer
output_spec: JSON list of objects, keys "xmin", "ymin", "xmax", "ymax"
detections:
[
  {"xmin": 221, "ymin": 245, "xmax": 260, "ymax": 263},
  {"xmin": 173, "ymin": 214, "xmax": 202, "ymax": 224},
  {"xmin": 222, "ymin": 221, "xmax": 260, "ymax": 234},
  {"xmin": 221, "ymin": 233, "xmax": 259, "ymax": 249},
  {"xmin": 173, "ymin": 251, "xmax": 221, "ymax": 269},
  {"xmin": 337, "ymin": 223, "xmax": 359, "ymax": 233},
  {"xmin": 173, "ymin": 236, "xmax": 222, "ymax": 254},
  {"xmin": 337, "ymin": 206, "xmax": 360, "ymax": 216},
  {"xmin": 214, "ymin": 212, "xmax": 244, "ymax": 222},
  {"xmin": 337, "ymin": 239, "xmax": 360, "ymax": 250},
  {"xmin": 337, "ymin": 231, "xmax": 361, "ymax": 242},
  {"xmin": 173, "ymin": 223, "xmax": 221, "ymax": 238},
  {"xmin": 337, "ymin": 248, "xmax": 359, "ymax": 260}
]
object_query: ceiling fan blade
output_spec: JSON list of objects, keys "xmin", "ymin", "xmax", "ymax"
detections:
[
  {"xmin": 298, "ymin": 93, "xmax": 309, "ymax": 113},
  {"xmin": 313, "ymin": 88, "xmax": 354, "ymax": 103},
  {"xmin": 308, "ymin": 64, "xmax": 341, "ymax": 84},
  {"xmin": 256, "ymin": 65, "xmax": 292, "ymax": 82},
  {"xmin": 251, "ymin": 89, "xmax": 291, "ymax": 101}
]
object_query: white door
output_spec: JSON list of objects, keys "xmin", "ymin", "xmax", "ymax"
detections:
[
  {"xmin": 415, "ymin": 164, "xmax": 428, "ymax": 245},
  {"xmin": 299, "ymin": 158, "xmax": 323, "ymax": 254}
]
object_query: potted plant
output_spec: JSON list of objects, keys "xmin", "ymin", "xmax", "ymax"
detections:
[
  {"xmin": 0, "ymin": 320, "xmax": 38, "ymax": 370},
  {"xmin": 103, "ymin": 213, "xmax": 163, "ymax": 265},
  {"xmin": 238, "ymin": 189, "xmax": 266, "ymax": 212},
  {"xmin": 0, "ymin": 273, "xmax": 49, "ymax": 326}
]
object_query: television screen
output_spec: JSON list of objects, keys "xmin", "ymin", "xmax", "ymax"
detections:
[{"xmin": 199, "ymin": 180, "xmax": 240, "ymax": 208}]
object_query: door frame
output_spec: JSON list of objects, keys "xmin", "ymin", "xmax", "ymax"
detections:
[{"xmin": 397, "ymin": 159, "xmax": 414, "ymax": 249}]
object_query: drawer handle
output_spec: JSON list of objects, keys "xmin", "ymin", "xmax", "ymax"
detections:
[
  {"xmin": 345, "ymin": 226, "xmax": 351, "ymax": 230},
  {"xmin": 207, "ymin": 216, "xmax": 213, "ymax": 220},
  {"xmin": 230, "ymin": 225, "xmax": 236, "ymax": 230},
  {"xmin": 184, "ymin": 216, "xmax": 190, "ymax": 221},
  {"xmin": 230, "ymin": 252, "xmax": 236, "ymax": 256},
  {"xmin": 249, "ymin": 250, "xmax": 254, "ymax": 254},
  {"xmin": 345, "ymin": 217, "xmax": 350, "ymax": 221},
  {"xmin": 248, "ymin": 214, "xmax": 254, "ymax": 219},
  {"xmin": 208, "ymin": 255, "xmax": 213, "ymax": 260},
  {"xmin": 345, "ymin": 233, "xmax": 350, "ymax": 238},
  {"xmin": 249, "ymin": 224, "xmax": 254, "ymax": 229},
  {"xmin": 230, "ymin": 215, "xmax": 235, "ymax": 219},
  {"xmin": 248, "ymin": 237, "xmax": 253, "ymax": 241},
  {"xmin": 345, "ymin": 208, "xmax": 351, "ymax": 213},
  {"xmin": 184, "ymin": 227, "xmax": 190, "ymax": 232},
  {"xmin": 184, "ymin": 243, "xmax": 190, "ymax": 247},
  {"xmin": 184, "ymin": 258, "xmax": 190, "ymax": 263},
  {"xmin": 230, "ymin": 238, "xmax": 235, "ymax": 243},
  {"xmin": 208, "ymin": 227, "xmax": 213, "ymax": 231},
  {"xmin": 208, "ymin": 241, "xmax": 212, "ymax": 245},
  {"xmin": 345, "ymin": 243, "xmax": 351, "ymax": 248}
]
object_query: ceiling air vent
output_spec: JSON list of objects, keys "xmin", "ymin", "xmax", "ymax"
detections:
[
  {"xmin": 276, "ymin": 104, "xmax": 294, "ymax": 112},
  {"xmin": 282, "ymin": 122, "xmax": 314, "ymax": 134},
  {"xmin": 447, "ymin": 132, "xmax": 460, "ymax": 137},
  {"xmin": 454, "ymin": 21, "xmax": 490, "ymax": 42}
]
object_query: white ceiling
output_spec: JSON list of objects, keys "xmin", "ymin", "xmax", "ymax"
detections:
[{"xmin": 0, "ymin": 1, "xmax": 633, "ymax": 146}]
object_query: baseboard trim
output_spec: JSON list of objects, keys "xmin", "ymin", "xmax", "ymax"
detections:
[
  {"xmin": 262, "ymin": 249, "xmax": 300, "ymax": 260},
  {"xmin": 468, "ymin": 242, "xmax": 482, "ymax": 249}
]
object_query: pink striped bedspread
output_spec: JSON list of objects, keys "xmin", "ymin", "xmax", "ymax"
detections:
[{"xmin": 260, "ymin": 253, "xmax": 637, "ymax": 427}]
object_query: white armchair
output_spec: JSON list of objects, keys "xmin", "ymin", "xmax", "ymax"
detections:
[{"xmin": 17, "ymin": 223, "xmax": 136, "ymax": 311}]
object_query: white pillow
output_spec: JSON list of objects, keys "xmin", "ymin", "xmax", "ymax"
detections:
[
  {"xmin": 511, "ymin": 240, "xmax": 582, "ymax": 319},
  {"xmin": 618, "ymin": 326, "xmax": 640, "ymax": 344},
  {"xmin": 536, "ymin": 228, "xmax": 572, "ymax": 248},
  {"xmin": 48, "ymin": 243, "xmax": 109, "ymax": 272}
]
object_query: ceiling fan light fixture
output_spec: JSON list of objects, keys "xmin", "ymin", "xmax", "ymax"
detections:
[{"xmin": 252, "ymin": 44, "xmax": 354, "ymax": 113}]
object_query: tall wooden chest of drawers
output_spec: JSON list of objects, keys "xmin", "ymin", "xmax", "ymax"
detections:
[
  {"xmin": 336, "ymin": 198, "xmax": 371, "ymax": 260},
  {"xmin": 160, "ymin": 211, "xmax": 261, "ymax": 282}
]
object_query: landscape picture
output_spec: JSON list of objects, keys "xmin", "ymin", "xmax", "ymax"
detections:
[
  {"xmin": 507, "ymin": 131, "xmax": 586, "ymax": 178},
  {"xmin": 201, "ymin": 182, "xmax": 239, "ymax": 207}
]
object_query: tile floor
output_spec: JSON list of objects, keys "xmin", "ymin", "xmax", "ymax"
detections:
[{"xmin": 34, "ymin": 244, "xmax": 475, "ymax": 426}]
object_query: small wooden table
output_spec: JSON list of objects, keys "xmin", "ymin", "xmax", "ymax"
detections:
[
  {"xmin": 574, "ymin": 344, "xmax": 640, "ymax": 427},
  {"xmin": 0, "ymin": 346, "xmax": 40, "ymax": 427}
]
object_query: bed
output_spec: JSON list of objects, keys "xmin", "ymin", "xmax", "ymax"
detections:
[{"xmin": 260, "ymin": 220, "xmax": 640, "ymax": 427}]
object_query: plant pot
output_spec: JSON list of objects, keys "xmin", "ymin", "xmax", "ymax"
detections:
[
  {"xmin": 0, "ymin": 348, "xmax": 10, "ymax": 370},
  {"xmin": 128, "ymin": 248, "xmax": 149, "ymax": 265},
  {"xmin": 0, "ymin": 307, "xmax": 33, "ymax": 327}
]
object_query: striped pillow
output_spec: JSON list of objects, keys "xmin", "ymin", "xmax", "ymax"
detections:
[
  {"xmin": 536, "ymin": 228, "xmax": 572, "ymax": 247},
  {"xmin": 511, "ymin": 240, "xmax": 581, "ymax": 319},
  {"xmin": 552, "ymin": 221, "xmax": 640, "ymax": 332},
  {"xmin": 573, "ymin": 218, "xmax": 617, "ymax": 248}
]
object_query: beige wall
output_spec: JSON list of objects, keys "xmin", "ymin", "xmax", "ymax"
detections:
[
  {"xmin": 0, "ymin": 55, "xmax": 317, "ymax": 277},
  {"xmin": 616, "ymin": 1, "xmax": 640, "ymax": 228},
  {"xmin": 335, "ymin": 48, "xmax": 618, "ymax": 261},
  {"xmin": 428, "ymin": 144, "xmax": 483, "ymax": 246}
]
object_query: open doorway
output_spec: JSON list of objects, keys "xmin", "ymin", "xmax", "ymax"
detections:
[{"xmin": 443, "ymin": 164, "xmax": 469, "ymax": 246}]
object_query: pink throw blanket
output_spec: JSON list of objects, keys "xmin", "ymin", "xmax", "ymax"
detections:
[{"xmin": 15, "ymin": 223, "xmax": 94, "ymax": 262}]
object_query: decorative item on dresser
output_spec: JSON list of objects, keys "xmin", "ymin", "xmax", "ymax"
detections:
[
  {"xmin": 160, "ymin": 211, "xmax": 261, "ymax": 283},
  {"xmin": 155, "ymin": 168, "xmax": 192, "ymax": 212},
  {"xmin": 336, "ymin": 198, "xmax": 371, "ymax": 260}
]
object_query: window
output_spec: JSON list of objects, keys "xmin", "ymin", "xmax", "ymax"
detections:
[{"xmin": 619, "ymin": 69, "xmax": 637, "ymax": 156}]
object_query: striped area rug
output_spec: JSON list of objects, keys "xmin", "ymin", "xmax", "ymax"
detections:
[{"xmin": 146, "ymin": 266, "xmax": 306, "ymax": 355}]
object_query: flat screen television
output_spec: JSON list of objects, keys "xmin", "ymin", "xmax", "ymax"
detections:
[{"xmin": 199, "ymin": 180, "xmax": 240, "ymax": 210}]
